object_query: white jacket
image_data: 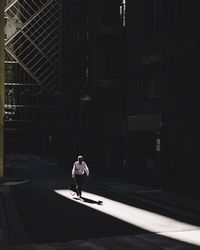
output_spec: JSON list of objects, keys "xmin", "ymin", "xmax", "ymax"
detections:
[{"xmin": 72, "ymin": 161, "xmax": 89, "ymax": 178}]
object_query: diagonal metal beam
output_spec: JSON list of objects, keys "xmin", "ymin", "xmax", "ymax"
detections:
[
  {"xmin": 5, "ymin": 0, "xmax": 54, "ymax": 46},
  {"xmin": 5, "ymin": 46, "xmax": 49, "ymax": 94},
  {"xmin": 4, "ymin": 0, "xmax": 62, "ymax": 100},
  {"xmin": 5, "ymin": 15, "xmax": 59, "ymax": 68},
  {"xmin": 5, "ymin": 0, "xmax": 19, "ymax": 12}
]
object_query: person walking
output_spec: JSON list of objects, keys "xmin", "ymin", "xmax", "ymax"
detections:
[{"xmin": 72, "ymin": 155, "xmax": 89, "ymax": 197}]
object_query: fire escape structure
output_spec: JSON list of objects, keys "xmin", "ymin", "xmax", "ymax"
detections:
[{"xmin": 4, "ymin": 0, "xmax": 62, "ymax": 125}]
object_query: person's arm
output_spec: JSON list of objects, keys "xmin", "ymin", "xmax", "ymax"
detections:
[
  {"xmin": 84, "ymin": 162, "xmax": 89, "ymax": 176},
  {"xmin": 72, "ymin": 163, "xmax": 76, "ymax": 178}
]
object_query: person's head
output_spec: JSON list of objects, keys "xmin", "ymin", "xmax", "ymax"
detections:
[{"xmin": 78, "ymin": 155, "xmax": 83, "ymax": 163}]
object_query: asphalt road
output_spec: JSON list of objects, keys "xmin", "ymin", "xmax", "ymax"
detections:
[
  {"xmin": 8, "ymin": 158, "xmax": 146, "ymax": 245},
  {"xmin": 3, "ymin": 155, "xmax": 200, "ymax": 249}
]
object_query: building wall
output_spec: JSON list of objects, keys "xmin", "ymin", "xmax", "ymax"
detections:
[
  {"xmin": 87, "ymin": 0, "xmax": 125, "ymax": 174},
  {"xmin": 125, "ymin": 0, "xmax": 199, "ymax": 195},
  {"xmin": 124, "ymin": 0, "xmax": 161, "ymax": 187}
]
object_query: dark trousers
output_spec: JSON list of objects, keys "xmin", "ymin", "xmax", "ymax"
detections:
[{"xmin": 75, "ymin": 174, "xmax": 84, "ymax": 196}]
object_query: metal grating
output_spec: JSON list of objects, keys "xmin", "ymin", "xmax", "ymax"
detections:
[{"xmin": 4, "ymin": 0, "xmax": 62, "ymax": 122}]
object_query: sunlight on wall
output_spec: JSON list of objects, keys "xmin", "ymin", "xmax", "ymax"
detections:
[{"xmin": 54, "ymin": 189, "xmax": 200, "ymax": 247}]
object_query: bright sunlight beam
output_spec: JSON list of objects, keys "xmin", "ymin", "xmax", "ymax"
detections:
[{"xmin": 54, "ymin": 189, "xmax": 200, "ymax": 247}]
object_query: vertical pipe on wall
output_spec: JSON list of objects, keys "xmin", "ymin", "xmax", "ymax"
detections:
[{"xmin": 0, "ymin": 1, "xmax": 5, "ymax": 177}]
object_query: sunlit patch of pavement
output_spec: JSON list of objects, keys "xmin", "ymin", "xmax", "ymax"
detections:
[{"xmin": 55, "ymin": 189, "xmax": 200, "ymax": 247}]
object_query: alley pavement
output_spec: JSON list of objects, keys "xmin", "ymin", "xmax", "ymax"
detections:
[{"xmin": 1, "ymin": 154, "xmax": 200, "ymax": 250}]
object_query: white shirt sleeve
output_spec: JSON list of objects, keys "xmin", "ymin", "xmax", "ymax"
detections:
[{"xmin": 72, "ymin": 163, "xmax": 76, "ymax": 178}]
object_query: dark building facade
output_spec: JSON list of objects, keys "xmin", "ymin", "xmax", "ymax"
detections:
[
  {"xmin": 81, "ymin": 0, "xmax": 199, "ymax": 195},
  {"xmin": 62, "ymin": 0, "xmax": 125, "ymax": 174},
  {"xmin": 3, "ymin": 0, "xmax": 199, "ymax": 195},
  {"xmin": 123, "ymin": 0, "xmax": 199, "ymax": 195}
]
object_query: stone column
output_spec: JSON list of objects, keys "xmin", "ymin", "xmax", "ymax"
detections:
[{"xmin": 0, "ymin": 1, "xmax": 4, "ymax": 177}]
